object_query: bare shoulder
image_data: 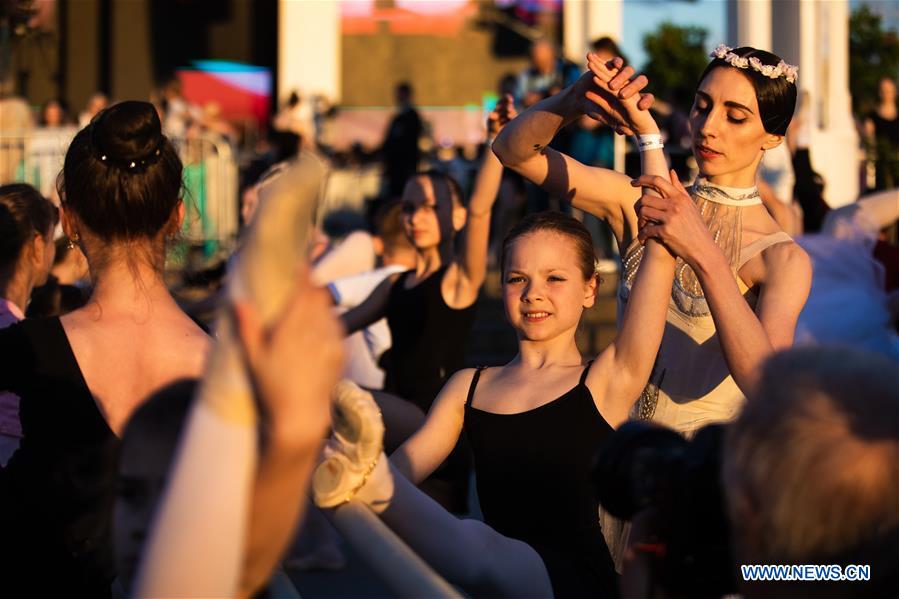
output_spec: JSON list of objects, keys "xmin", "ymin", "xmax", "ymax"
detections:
[
  {"xmin": 166, "ymin": 311, "xmax": 213, "ymax": 374},
  {"xmin": 439, "ymin": 367, "xmax": 479, "ymax": 403},
  {"xmin": 762, "ymin": 240, "xmax": 812, "ymax": 282}
]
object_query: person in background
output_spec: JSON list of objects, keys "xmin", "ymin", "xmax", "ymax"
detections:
[
  {"xmin": 160, "ymin": 78, "xmax": 201, "ymax": 138},
  {"xmin": 340, "ymin": 100, "xmax": 516, "ymax": 513},
  {"xmin": 78, "ymin": 92, "xmax": 109, "ymax": 128},
  {"xmin": 0, "ymin": 78, "xmax": 33, "ymax": 183},
  {"xmin": 381, "ymin": 82, "xmax": 424, "ymax": 198},
  {"xmin": 516, "ymin": 39, "xmax": 581, "ymax": 214},
  {"xmin": 864, "ymin": 76, "xmax": 899, "ymax": 191},
  {"xmin": 793, "ymin": 188, "xmax": 899, "ymax": 361},
  {"xmin": 273, "ymin": 90, "xmax": 316, "ymax": 149},
  {"xmin": 789, "ymin": 90, "xmax": 828, "ymax": 233},
  {"xmin": 327, "ymin": 202, "xmax": 418, "ymax": 393},
  {"xmin": 759, "ymin": 140, "xmax": 798, "ymax": 234},
  {"xmin": 26, "ymin": 236, "xmax": 90, "ymax": 319},
  {"xmin": 0, "ymin": 184, "xmax": 57, "ymax": 464},
  {"xmin": 516, "ymin": 38, "xmax": 581, "ymax": 110},
  {"xmin": 568, "ymin": 37, "xmax": 628, "ymax": 260},
  {"xmin": 39, "ymin": 99, "xmax": 71, "ymax": 128}
]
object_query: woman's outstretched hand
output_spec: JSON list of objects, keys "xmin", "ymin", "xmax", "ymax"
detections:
[
  {"xmin": 488, "ymin": 94, "xmax": 518, "ymax": 139},
  {"xmin": 234, "ymin": 265, "xmax": 345, "ymax": 447},
  {"xmin": 632, "ymin": 171, "xmax": 716, "ymax": 265},
  {"xmin": 583, "ymin": 54, "xmax": 657, "ymax": 136}
]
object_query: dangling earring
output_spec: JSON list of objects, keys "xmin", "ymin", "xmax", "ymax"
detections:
[{"xmin": 67, "ymin": 233, "xmax": 79, "ymax": 250}]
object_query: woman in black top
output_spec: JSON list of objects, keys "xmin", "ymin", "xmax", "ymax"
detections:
[
  {"xmin": 0, "ymin": 101, "xmax": 209, "ymax": 596},
  {"xmin": 340, "ymin": 101, "xmax": 516, "ymax": 511},
  {"xmin": 342, "ymin": 100, "xmax": 517, "ymax": 415}
]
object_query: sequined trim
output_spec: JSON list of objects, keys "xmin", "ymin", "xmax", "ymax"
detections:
[
  {"xmin": 633, "ymin": 367, "xmax": 664, "ymax": 421},
  {"xmin": 635, "ymin": 382, "xmax": 659, "ymax": 420}
]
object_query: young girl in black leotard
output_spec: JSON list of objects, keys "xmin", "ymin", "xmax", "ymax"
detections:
[{"xmin": 314, "ymin": 203, "xmax": 678, "ymax": 597}]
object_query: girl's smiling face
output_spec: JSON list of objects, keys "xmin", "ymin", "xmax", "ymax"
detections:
[{"xmin": 502, "ymin": 230, "xmax": 596, "ymax": 342}]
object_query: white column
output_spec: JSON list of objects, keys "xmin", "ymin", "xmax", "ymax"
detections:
[
  {"xmin": 825, "ymin": 0, "xmax": 853, "ymax": 136},
  {"xmin": 727, "ymin": 0, "xmax": 772, "ymax": 49},
  {"xmin": 564, "ymin": 0, "xmax": 622, "ymax": 64},
  {"xmin": 816, "ymin": 0, "xmax": 858, "ymax": 205},
  {"xmin": 585, "ymin": 0, "xmax": 622, "ymax": 53},
  {"xmin": 278, "ymin": 0, "xmax": 341, "ymax": 103},
  {"xmin": 771, "ymin": 0, "xmax": 858, "ymax": 206},
  {"xmin": 563, "ymin": 0, "xmax": 587, "ymax": 64}
]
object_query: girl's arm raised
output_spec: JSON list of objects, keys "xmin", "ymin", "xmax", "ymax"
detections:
[
  {"xmin": 389, "ymin": 369, "xmax": 473, "ymax": 484},
  {"xmin": 448, "ymin": 98, "xmax": 516, "ymax": 307},
  {"xmin": 583, "ymin": 59, "xmax": 675, "ymax": 426}
]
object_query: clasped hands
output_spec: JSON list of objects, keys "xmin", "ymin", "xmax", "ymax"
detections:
[{"xmin": 581, "ymin": 55, "xmax": 714, "ymax": 264}]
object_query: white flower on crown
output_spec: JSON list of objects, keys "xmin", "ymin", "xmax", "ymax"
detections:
[
  {"xmin": 726, "ymin": 53, "xmax": 749, "ymax": 68},
  {"xmin": 709, "ymin": 44, "xmax": 799, "ymax": 83},
  {"xmin": 781, "ymin": 63, "xmax": 799, "ymax": 83},
  {"xmin": 712, "ymin": 44, "xmax": 731, "ymax": 59}
]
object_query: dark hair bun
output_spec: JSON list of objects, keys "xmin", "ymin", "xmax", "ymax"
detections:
[
  {"xmin": 90, "ymin": 101, "xmax": 164, "ymax": 170},
  {"xmin": 60, "ymin": 101, "xmax": 183, "ymax": 241}
]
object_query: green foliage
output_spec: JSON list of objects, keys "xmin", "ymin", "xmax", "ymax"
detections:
[
  {"xmin": 849, "ymin": 5, "xmax": 899, "ymax": 116},
  {"xmin": 641, "ymin": 22, "xmax": 709, "ymax": 111}
]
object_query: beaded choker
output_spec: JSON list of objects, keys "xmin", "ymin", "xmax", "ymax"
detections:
[{"xmin": 692, "ymin": 178, "xmax": 761, "ymax": 206}]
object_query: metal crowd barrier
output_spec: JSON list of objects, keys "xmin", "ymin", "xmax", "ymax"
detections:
[{"xmin": 0, "ymin": 128, "xmax": 239, "ymax": 255}]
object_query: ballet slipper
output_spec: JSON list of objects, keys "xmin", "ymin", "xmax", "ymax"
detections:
[
  {"xmin": 313, "ymin": 381, "xmax": 392, "ymax": 510},
  {"xmin": 331, "ymin": 379, "xmax": 384, "ymax": 467},
  {"xmin": 201, "ymin": 153, "xmax": 327, "ymax": 425}
]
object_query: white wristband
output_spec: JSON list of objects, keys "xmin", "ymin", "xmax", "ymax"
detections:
[{"xmin": 635, "ymin": 133, "xmax": 664, "ymax": 152}]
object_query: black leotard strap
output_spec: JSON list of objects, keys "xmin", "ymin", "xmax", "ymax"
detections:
[
  {"xmin": 465, "ymin": 366, "xmax": 487, "ymax": 407},
  {"xmin": 579, "ymin": 360, "xmax": 595, "ymax": 386}
]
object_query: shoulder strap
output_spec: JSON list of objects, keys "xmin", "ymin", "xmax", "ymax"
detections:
[
  {"xmin": 578, "ymin": 360, "xmax": 595, "ymax": 386},
  {"xmin": 738, "ymin": 232, "xmax": 794, "ymax": 269},
  {"xmin": 465, "ymin": 367, "xmax": 486, "ymax": 407}
]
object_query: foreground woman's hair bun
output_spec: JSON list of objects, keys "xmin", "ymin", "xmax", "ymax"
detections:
[{"xmin": 59, "ymin": 101, "xmax": 183, "ymax": 241}]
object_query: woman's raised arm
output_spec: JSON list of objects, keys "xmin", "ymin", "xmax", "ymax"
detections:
[{"xmin": 449, "ymin": 98, "xmax": 516, "ymax": 308}]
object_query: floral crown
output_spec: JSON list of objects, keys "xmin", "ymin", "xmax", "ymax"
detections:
[{"xmin": 710, "ymin": 44, "xmax": 798, "ymax": 84}]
